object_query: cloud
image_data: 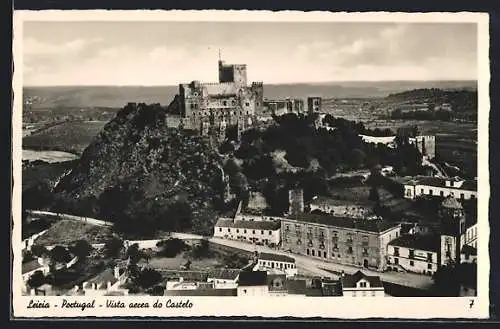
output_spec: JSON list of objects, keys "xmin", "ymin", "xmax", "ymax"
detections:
[{"xmin": 24, "ymin": 37, "xmax": 103, "ymax": 56}]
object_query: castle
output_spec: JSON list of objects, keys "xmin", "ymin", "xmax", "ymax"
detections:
[{"xmin": 174, "ymin": 59, "xmax": 264, "ymax": 141}]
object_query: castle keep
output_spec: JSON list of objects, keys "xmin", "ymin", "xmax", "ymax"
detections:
[{"xmin": 177, "ymin": 59, "xmax": 264, "ymax": 140}]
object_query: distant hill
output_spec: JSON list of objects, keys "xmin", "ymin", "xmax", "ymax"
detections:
[
  {"xmin": 23, "ymin": 80, "xmax": 477, "ymax": 109},
  {"xmin": 386, "ymin": 88, "xmax": 477, "ymax": 113}
]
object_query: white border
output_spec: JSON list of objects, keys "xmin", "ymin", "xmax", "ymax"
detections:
[{"xmin": 11, "ymin": 10, "xmax": 490, "ymax": 319}]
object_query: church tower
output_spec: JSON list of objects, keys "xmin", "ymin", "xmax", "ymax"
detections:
[{"xmin": 439, "ymin": 196, "xmax": 466, "ymax": 266}]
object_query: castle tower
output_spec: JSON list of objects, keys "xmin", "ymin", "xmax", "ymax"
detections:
[{"xmin": 439, "ymin": 196, "xmax": 466, "ymax": 266}]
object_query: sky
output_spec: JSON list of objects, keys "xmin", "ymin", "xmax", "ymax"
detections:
[{"xmin": 22, "ymin": 21, "xmax": 478, "ymax": 86}]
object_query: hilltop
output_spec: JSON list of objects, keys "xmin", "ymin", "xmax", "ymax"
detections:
[{"xmin": 51, "ymin": 103, "xmax": 224, "ymax": 237}]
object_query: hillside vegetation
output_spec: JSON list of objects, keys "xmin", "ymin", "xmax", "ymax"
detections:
[{"xmin": 51, "ymin": 103, "xmax": 224, "ymax": 236}]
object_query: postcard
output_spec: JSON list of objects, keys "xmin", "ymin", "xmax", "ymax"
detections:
[{"xmin": 11, "ymin": 10, "xmax": 490, "ymax": 319}]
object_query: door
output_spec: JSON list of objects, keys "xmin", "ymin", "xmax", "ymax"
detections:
[{"xmin": 363, "ymin": 259, "xmax": 369, "ymax": 268}]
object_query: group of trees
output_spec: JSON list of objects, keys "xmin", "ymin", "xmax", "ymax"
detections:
[{"xmin": 390, "ymin": 109, "xmax": 453, "ymax": 121}]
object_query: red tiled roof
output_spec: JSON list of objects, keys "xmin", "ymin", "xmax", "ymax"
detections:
[{"xmin": 259, "ymin": 252, "xmax": 295, "ymax": 263}]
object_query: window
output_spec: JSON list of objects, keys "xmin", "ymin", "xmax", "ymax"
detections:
[
  {"xmin": 312, "ymin": 250, "xmax": 315, "ymax": 256},
  {"xmin": 360, "ymin": 282, "xmax": 367, "ymax": 288},
  {"xmin": 261, "ymin": 230, "xmax": 264, "ymax": 235},
  {"xmin": 427, "ymin": 263, "xmax": 432, "ymax": 270},
  {"xmin": 420, "ymin": 188, "xmax": 424, "ymax": 194},
  {"xmin": 348, "ymin": 247, "xmax": 353, "ymax": 254},
  {"xmin": 323, "ymin": 251, "xmax": 327, "ymax": 258},
  {"xmin": 223, "ymin": 100, "xmax": 227, "ymax": 106},
  {"xmin": 394, "ymin": 258, "xmax": 399, "ymax": 265},
  {"xmin": 471, "ymin": 194, "xmax": 476, "ymax": 199},
  {"xmin": 245, "ymin": 102, "xmax": 250, "ymax": 107},
  {"xmin": 427, "ymin": 253, "xmax": 433, "ymax": 262},
  {"xmin": 244, "ymin": 229, "xmax": 247, "ymax": 233},
  {"xmin": 409, "ymin": 249, "xmax": 415, "ymax": 259},
  {"xmin": 460, "ymin": 193, "xmax": 465, "ymax": 199},
  {"xmin": 236, "ymin": 229, "xmax": 239, "ymax": 233},
  {"xmin": 440, "ymin": 191, "xmax": 444, "ymax": 197},
  {"xmin": 410, "ymin": 261, "xmax": 414, "ymax": 266},
  {"xmin": 333, "ymin": 243, "xmax": 338, "ymax": 250},
  {"xmin": 394, "ymin": 247, "xmax": 400, "ymax": 257},
  {"xmin": 252, "ymin": 230, "xmax": 255, "ymax": 234},
  {"xmin": 306, "ymin": 249, "xmax": 310, "ymax": 255},
  {"xmin": 228, "ymin": 228, "xmax": 231, "ymax": 232},
  {"xmin": 362, "ymin": 248, "xmax": 368, "ymax": 256},
  {"xmin": 269, "ymin": 231, "xmax": 272, "ymax": 235},
  {"xmin": 429, "ymin": 189, "xmax": 433, "ymax": 195},
  {"xmin": 219, "ymin": 228, "xmax": 222, "ymax": 232}
]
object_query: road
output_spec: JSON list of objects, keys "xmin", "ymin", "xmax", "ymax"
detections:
[
  {"xmin": 207, "ymin": 237, "xmax": 434, "ymax": 290},
  {"xmin": 27, "ymin": 210, "xmax": 434, "ymax": 289}
]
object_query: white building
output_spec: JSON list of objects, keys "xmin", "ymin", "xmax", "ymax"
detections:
[
  {"xmin": 340, "ymin": 270, "xmax": 385, "ymax": 297},
  {"xmin": 254, "ymin": 252, "xmax": 298, "ymax": 278},
  {"xmin": 82, "ymin": 267, "xmax": 128, "ymax": 296},
  {"xmin": 359, "ymin": 134, "xmax": 396, "ymax": 148},
  {"xmin": 387, "ymin": 234, "xmax": 440, "ymax": 275},
  {"xmin": 401, "ymin": 176, "xmax": 477, "ymax": 200},
  {"xmin": 214, "ymin": 217, "xmax": 281, "ymax": 245},
  {"xmin": 207, "ymin": 269, "xmax": 240, "ymax": 289},
  {"xmin": 237, "ymin": 271, "xmax": 269, "ymax": 296}
]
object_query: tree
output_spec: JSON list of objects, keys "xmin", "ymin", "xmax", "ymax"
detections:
[
  {"xmin": 135, "ymin": 268, "xmax": 162, "ymax": 289},
  {"xmin": 126, "ymin": 243, "xmax": 144, "ymax": 265},
  {"xmin": 349, "ymin": 148, "xmax": 366, "ymax": 169},
  {"xmin": 432, "ymin": 264, "xmax": 461, "ymax": 296},
  {"xmin": 27, "ymin": 270, "xmax": 46, "ymax": 289},
  {"xmin": 69, "ymin": 240, "xmax": 93, "ymax": 259},
  {"xmin": 156, "ymin": 238, "xmax": 187, "ymax": 258},
  {"xmin": 30, "ymin": 245, "xmax": 48, "ymax": 258},
  {"xmin": 103, "ymin": 236, "xmax": 124, "ymax": 258},
  {"xmin": 50, "ymin": 245, "xmax": 72, "ymax": 264}
]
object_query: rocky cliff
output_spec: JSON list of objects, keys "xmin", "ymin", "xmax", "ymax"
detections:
[{"xmin": 52, "ymin": 103, "xmax": 224, "ymax": 236}]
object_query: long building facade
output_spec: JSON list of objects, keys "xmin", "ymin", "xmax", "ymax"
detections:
[
  {"xmin": 281, "ymin": 214, "xmax": 401, "ymax": 271},
  {"xmin": 178, "ymin": 59, "xmax": 264, "ymax": 140}
]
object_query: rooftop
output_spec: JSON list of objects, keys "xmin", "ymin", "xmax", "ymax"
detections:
[
  {"xmin": 207, "ymin": 269, "xmax": 241, "ymax": 280},
  {"xmin": 259, "ymin": 252, "xmax": 295, "ymax": 263},
  {"xmin": 285, "ymin": 213, "xmax": 399, "ymax": 233},
  {"xmin": 238, "ymin": 271, "xmax": 267, "ymax": 286},
  {"xmin": 388, "ymin": 234, "xmax": 441, "ymax": 252},
  {"xmin": 399, "ymin": 176, "xmax": 477, "ymax": 191},
  {"xmin": 86, "ymin": 268, "xmax": 118, "ymax": 287},
  {"xmin": 310, "ymin": 196, "xmax": 375, "ymax": 207},
  {"xmin": 160, "ymin": 270, "xmax": 209, "ymax": 282},
  {"xmin": 340, "ymin": 270, "xmax": 383, "ymax": 288},
  {"xmin": 215, "ymin": 218, "xmax": 281, "ymax": 230},
  {"xmin": 22, "ymin": 260, "xmax": 43, "ymax": 274},
  {"xmin": 461, "ymin": 245, "xmax": 477, "ymax": 256},
  {"xmin": 442, "ymin": 196, "xmax": 464, "ymax": 209}
]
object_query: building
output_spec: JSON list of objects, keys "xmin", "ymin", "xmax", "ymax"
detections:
[
  {"xmin": 213, "ymin": 217, "xmax": 281, "ymax": 245},
  {"xmin": 359, "ymin": 135, "xmax": 397, "ymax": 148},
  {"xmin": 288, "ymin": 189, "xmax": 305, "ymax": 215},
  {"xmin": 402, "ymin": 176, "xmax": 477, "ymax": 200},
  {"xmin": 281, "ymin": 213, "xmax": 401, "ymax": 271},
  {"xmin": 237, "ymin": 271, "xmax": 269, "ymax": 296},
  {"xmin": 411, "ymin": 135, "xmax": 436, "ymax": 160},
  {"xmin": 340, "ymin": 270, "xmax": 385, "ymax": 297},
  {"xmin": 307, "ymin": 97, "xmax": 322, "ymax": 114},
  {"xmin": 254, "ymin": 252, "xmax": 298, "ymax": 278},
  {"xmin": 262, "ymin": 98, "xmax": 305, "ymax": 117},
  {"xmin": 439, "ymin": 197, "xmax": 470, "ymax": 266},
  {"xmin": 387, "ymin": 234, "xmax": 440, "ymax": 275},
  {"xmin": 81, "ymin": 267, "xmax": 129, "ymax": 296},
  {"xmin": 22, "ymin": 259, "xmax": 49, "ymax": 283},
  {"xmin": 176, "ymin": 58, "xmax": 264, "ymax": 140},
  {"xmin": 165, "ymin": 278, "xmax": 237, "ymax": 296},
  {"xmin": 267, "ymin": 273, "xmax": 288, "ymax": 296},
  {"xmin": 309, "ymin": 196, "xmax": 375, "ymax": 219},
  {"xmin": 207, "ymin": 269, "xmax": 241, "ymax": 289}
]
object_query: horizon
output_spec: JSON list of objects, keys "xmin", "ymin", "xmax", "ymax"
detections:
[{"xmin": 23, "ymin": 79, "xmax": 478, "ymax": 88}]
